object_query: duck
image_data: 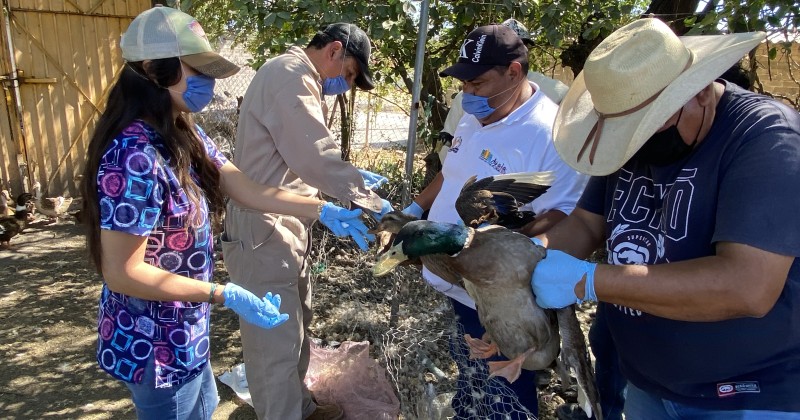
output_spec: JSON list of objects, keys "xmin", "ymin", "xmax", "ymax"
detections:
[
  {"xmin": 0, "ymin": 189, "xmax": 13, "ymax": 217},
  {"xmin": 456, "ymin": 171, "xmax": 553, "ymax": 229},
  {"xmin": 374, "ymin": 172, "xmax": 560, "ymax": 373},
  {"xmin": 32, "ymin": 181, "xmax": 74, "ymax": 223},
  {"xmin": 370, "ymin": 171, "xmax": 556, "ymax": 253},
  {"xmin": 373, "ymin": 220, "xmax": 601, "ymax": 418},
  {"xmin": 0, "ymin": 192, "xmax": 33, "ymax": 248},
  {"xmin": 371, "ymin": 171, "xmax": 602, "ymax": 419},
  {"xmin": 374, "ymin": 220, "xmax": 561, "ymax": 372}
]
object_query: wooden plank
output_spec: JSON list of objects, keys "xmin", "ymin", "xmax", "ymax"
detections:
[
  {"xmin": 63, "ymin": 0, "xmax": 85, "ymax": 13},
  {"xmin": 10, "ymin": 10, "xmax": 37, "ymax": 193},
  {"xmin": 0, "ymin": 2, "xmax": 22, "ymax": 192},
  {"xmin": 90, "ymin": 0, "xmax": 115, "ymax": 15},
  {"xmin": 35, "ymin": 10, "xmax": 59, "ymax": 193},
  {"xmin": 15, "ymin": 11, "xmax": 44, "ymax": 193},
  {"xmin": 4, "ymin": 0, "xmax": 164, "ymax": 196},
  {"xmin": 52, "ymin": 12, "xmax": 84, "ymax": 194}
]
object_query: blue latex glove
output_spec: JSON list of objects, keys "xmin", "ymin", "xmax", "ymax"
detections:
[
  {"xmin": 318, "ymin": 202, "xmax": 362, "ymax": 236},
  {"xmin": 222, "ymin": 282, "xmax": 290, "ymax": 329},
  {"xmin": 318, "ymin": 202, "xmax": 375, "ymax": 251},
  {"xmin": 401, "ymin": 202, "xmax": 424, "ymax": 218},
  {"xmin": 530, "ymin": 237, "xmax": 544, "ymax": 247},
  {"xmin": 373, "ymin": 198, "xmax": 394, "ymax": 222},
  {"xmin": 531, "ymin": 249, "xmax": 598, "ymax": 308},
  {"xmin": 358, "ymin": 169, "xmax": 389, "ymax": 191}
]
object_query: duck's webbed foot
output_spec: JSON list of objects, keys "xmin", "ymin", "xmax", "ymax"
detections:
[
  {"xmin": 464, "ymin": 333, "xmax": 500, "ymax": 359},
  {"xmin": 487, "ymin": 347, "xmax": 536, "ymax": 384}
]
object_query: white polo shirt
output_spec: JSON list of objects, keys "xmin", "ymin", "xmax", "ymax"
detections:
[{"xmin": 423, "ymin": 82, "xmax": 589, "ymax": 308}]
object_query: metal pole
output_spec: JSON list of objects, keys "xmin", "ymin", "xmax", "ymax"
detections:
[
  {"xmin": 1, "ymin": 0, "xmax": 31, "ymax": 193},
  {"xmin": 401, "ymin": 0, "xmax": 429, "ymax": 207}
]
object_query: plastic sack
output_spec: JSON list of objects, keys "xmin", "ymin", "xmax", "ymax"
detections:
[{"xmin": 306, "ymin": 340, "xmax": 400, "ymax": 420}]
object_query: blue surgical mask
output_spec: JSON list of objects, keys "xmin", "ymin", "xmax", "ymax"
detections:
[
  {"xmin": 322, "ymin": 74, "xmax": 350, "ymax": 96},
  {"xmin": 461, "ymin": 83, "xmax": 517, "ymax": 120},
  {"xmin": 182, "ymin": 74, "xmax": 215, "ymax": 112},
  {"xmin": 462, "ymin": 93, "xmax": 496, "ymax": 119},
  {"xmin": 322, "ymin": 28, "xmax": 352, "ymax": 96}
]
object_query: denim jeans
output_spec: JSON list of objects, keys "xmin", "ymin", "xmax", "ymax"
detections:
[
  {"xmin": 589, "ymin": 303, "xmax": 626, "ymax": 420},
  {"xmin": 124, "ymin": 357, "xmax": 219, "ymax": 420},
  {"xmin": 625, "ymin": 382, "xmax": 799, "ymax": 419},
  {"xmin": 449, "ymin": 298, "xmax": 539, "ymax": 419}
]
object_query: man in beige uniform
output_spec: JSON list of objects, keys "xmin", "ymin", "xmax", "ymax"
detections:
[{"xmin": 222, "ymin": 23, "xmax": 385, "ymax": 420}]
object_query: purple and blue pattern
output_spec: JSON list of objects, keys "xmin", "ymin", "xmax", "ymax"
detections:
[{"xmin": 95, "ymin": 120, "xmax": 227, "ymax": 388}]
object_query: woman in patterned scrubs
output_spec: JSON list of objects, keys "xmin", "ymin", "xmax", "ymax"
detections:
[{"xmin": 79, "ymin": 7, "xmax": 373, "ymax": 420}]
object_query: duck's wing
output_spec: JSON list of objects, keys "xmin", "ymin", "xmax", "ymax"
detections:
[
  {"xmin": 495, "ymin": 210, "xmax": 537, "ymax": 230},
  {"xmin": 456, "ymin": 172, "xmax": 555, "ymax": 228},
  {"xmin": 555, "ymin": 306, "xmax": 602, "ymax": 420}
]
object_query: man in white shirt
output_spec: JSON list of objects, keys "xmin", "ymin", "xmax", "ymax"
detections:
[
  {"xmin": 437, "ymin": 19, "xmax": 569, "ymax": 166},
  {"xmin": 402, "ymin": 24, "xmax": 588, "ymax": 418}
]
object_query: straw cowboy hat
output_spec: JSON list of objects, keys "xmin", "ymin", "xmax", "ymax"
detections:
[{"xmin": 554, "ymin": 18, "xmax": 765, "ymax": 176}]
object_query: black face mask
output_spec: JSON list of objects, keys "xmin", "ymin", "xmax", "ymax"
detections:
[{"xmin": 633, "ymin": 106, "xmax": 703, "ymax": 166}]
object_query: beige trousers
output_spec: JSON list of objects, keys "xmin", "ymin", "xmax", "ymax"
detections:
[{"xmin": 221, "ymin": 205, "xmax": 315, "ymax": 420}]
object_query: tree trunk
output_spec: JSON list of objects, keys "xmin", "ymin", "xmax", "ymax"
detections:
[
  {"xmin": 560, "ymin": 0, "xmax": 702, "ymax": 77},
  {"xmin": 645, "ymin": 0, "xmax": 702, "ymax": 34}
]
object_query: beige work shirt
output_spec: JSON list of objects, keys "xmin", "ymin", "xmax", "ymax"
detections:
[{"xmin": 232, "ymin": 46, "xmax": 382, "ymax": 213}]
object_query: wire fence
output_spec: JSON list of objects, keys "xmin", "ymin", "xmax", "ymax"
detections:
[{"xmin": 195, "ymin": 40, "xmax": 416, "ymax": 163}]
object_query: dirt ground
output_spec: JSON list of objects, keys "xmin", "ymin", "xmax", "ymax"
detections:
[{"xmin": 0, "ymin": 211, "xmax": 595, "ymax": 420}]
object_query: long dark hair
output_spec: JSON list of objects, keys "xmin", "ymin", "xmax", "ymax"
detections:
[{"xmin": 80, "ymin": 58, "xmax": 226, "ymax": 273}]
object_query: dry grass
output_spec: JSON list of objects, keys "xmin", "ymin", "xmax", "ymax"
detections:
[{"xmin": 0, "ymin": 149, "xmax": 596, "ymax": 419}]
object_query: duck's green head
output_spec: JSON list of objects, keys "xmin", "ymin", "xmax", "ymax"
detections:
[{"xmin": 372, "ymin": 220, "xmax": 470, "ymax": 277}]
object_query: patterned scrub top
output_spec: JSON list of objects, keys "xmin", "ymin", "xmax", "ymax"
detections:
[{"xmin": 95, "ymin": 120, "xmax": 227, "ymax": 388}]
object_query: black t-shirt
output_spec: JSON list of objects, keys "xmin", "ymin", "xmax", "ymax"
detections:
[{"xmin": 579, "ymin": 83, "xmax": 800, "ymax": 411}]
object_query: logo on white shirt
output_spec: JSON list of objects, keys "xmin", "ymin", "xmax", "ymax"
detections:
[
  {"xmin": 449, "ymin": 136, "xmax": 462, "ymax": 154},
  {"xmin": 479, "ymin": 149, "xmax": 507, "ymax": 174}
]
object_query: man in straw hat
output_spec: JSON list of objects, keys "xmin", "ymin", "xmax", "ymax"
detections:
[
  {"xmin": 402, "ymin": 23, "xmax": 588, "ymax": 418},
  {"xmin": 531, "ymin": 17, "xmax": 800, "ymax": 417},
  {"xmin": 223, "ymin": 22, "xmax": 390, "ymax": 420}
]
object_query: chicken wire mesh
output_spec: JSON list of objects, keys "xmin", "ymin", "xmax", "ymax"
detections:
[
  {"xmin": 310, "ymin": 231, "xmax": 539, "ymax": 420},
  {"xmin": 200, "ymin": 42, "xmax": 541, "ymax": 420}
]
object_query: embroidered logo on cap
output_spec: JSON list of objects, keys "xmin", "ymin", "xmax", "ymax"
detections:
[
  {"xmin": 459, "ymin": 39, "xmax": 474, "ymax": 59},
  {"xmin": 188, "ymin": 20, "xmax": 207, "ymax": 39},
  {"xmin": 472, "ymin": 34, "xmax": 488, "ymax": 63}
]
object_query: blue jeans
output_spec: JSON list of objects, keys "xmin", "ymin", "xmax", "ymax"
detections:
[
  {"xmin": 589, "ymin": 303, "xmax": 626, "ymax": 420},
  {"xmin": 625, "ymin": 382, "xmax": 799, "ymax": 419},
  {"xmin": 449, "ymin": 298, "xmax": 538, "ymax": 419},
  {"xmin": 124, "ymin": 357, "xmax": 219, "ymax": 420}
]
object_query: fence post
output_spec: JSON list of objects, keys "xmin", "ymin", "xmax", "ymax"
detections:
[{"xmin": 402, "ymin": 0, "xmax": 430, "ymax": 207}]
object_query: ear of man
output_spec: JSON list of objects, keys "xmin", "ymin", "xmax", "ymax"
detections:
[{"xmin": 508, "ymin": 61, "xmax": 524, "ymax": 80}]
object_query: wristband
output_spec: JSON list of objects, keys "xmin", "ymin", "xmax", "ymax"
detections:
[{"xmin": 208, "ymin": 283, "xmax": 218, "ymax": 304}]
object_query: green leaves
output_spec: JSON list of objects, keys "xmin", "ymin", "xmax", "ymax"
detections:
[{"xmin": 186, "ymin": 0, "xmax": 800, "ymax": 120}]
